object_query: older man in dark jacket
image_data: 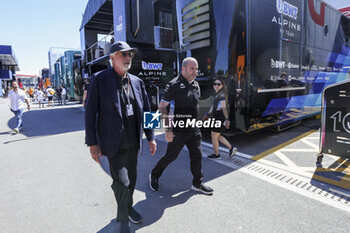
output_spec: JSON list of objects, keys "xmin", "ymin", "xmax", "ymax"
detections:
[{"xmin": 85, "ymin": 41, "xmax": 156, "ymax": 233}]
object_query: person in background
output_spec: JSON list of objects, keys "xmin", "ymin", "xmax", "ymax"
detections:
[
  {"xmin": 28, "ymin": 87, "xmax": 34, "ymax": 101},
  {"xmin": 56, "ymin": 86, "xmax": 63, "ymax": 105},
  {"xmin": 82, "ymin": 79, "xmax": 90, "ymax": 108},
  {"xmin": 46, "ymin": 85, "xmax": 55, "ymax": 107},
  {"xmin": 61, "ymin": 85, "xmax": 67, "ymax": 105},
  {"xmin": 36, "ymin": 88, "xmax": 44, "ymax": 108},
  {"xmin": 5, "ymin": 86, "xmax": 10, "ymax": 98},
  {"xmin": 204, "ymin": 77, "xmax": 237, "ymax": 159},
  {"xmin": 8, "ymin": 81, "xmax": 30, "ymax": 133}
]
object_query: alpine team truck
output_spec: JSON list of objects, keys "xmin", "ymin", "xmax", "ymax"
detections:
[
  {"xmin": 175, "ymin": 0, "xmax": 350, "ymax": 132},
  {"xmin": 79, "ymin": 0, "xmax": 350, "ymax": 132}
]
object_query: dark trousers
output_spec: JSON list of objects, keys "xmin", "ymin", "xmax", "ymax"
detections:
[
  {"xmin": 62, "ymin": 94, "xmax": 66, "ymax": 105},
  {"xmin": 152, "ymin": 128, "xmax": 203, "ymax": 186},
  {"xmin": 108, "ymin": 147, "xmax": 138, "ymax": 222},
  {"xmin": 57, "ymin": 95, "xmax": 62, "ymax": 105}
]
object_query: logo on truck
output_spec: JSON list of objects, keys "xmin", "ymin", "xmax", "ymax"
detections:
[
  {"xmin": 271, "ymin": 59, "xmax": 286, "ymax": 69},
  {"xmin": 272, "ymin": 0, "xmax": 301, "ymax": 34},
  {"xmin": 276, "ymin": 0, "xmax": 298, "ymax": 19},
  {"xmin": 116, "ymin": 15, "xmax": 123, "ymax": 32},
  {"xmin": 308, "ymin": 0, "xmax": 327, "ymax": 26},
  {"xmin": 142, "ymin": 61, "xmax": 163, "ymax": 71}
]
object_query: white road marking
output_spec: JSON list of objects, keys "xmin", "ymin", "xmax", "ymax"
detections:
[
  {"xmin": 171, "ymin": 189, "xmax": 191, "ymax": 198},
  {"xmin": 156, "ymin": 133, "xmax": 350, "ymax": 212},
  {"xmin": 258, "ymin": 158, "xmax": 314, "ymax": 178},
  {"xmin": 209, "ymin": 155, "xmax": 350, "ymax": 213},
  {"xmin": 281, "ymin": 148, "xmax": 317, "ymax": 152},
  {"xmin": 201, "ymin": 143, "xmax": 350, "ymax": 213},
  {"xmin": 304, "ymin": 136, "xmax": 320, "ymax": 140},
  {"xmin": 329, "ymin": 188, "xmax": 350, "ymax": 198},
  {"xmin": 301, "ymin": 138, "xmax": 319, "ymax": 150},
  {"xmin": 275, "ymin": 150, "xmax": 299, "ymax": 168},
  {"xmin": 298, "ymin": 167, "xmax": 317, "ymax": 172}
]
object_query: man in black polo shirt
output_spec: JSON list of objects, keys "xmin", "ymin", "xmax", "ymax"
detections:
[
  {"xmin": 149, "ymin": 57, "xmax": 214, "ymax": 195},
  {"xmin": 85, "ymin": 41, "xmax": 157, "ymax": 233}
]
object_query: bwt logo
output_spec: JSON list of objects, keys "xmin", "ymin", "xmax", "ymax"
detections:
[
  {"xmin": 142, "ymin": 61, "xmax": 163, "ymax": 71},
  {"xmin": 143, "ymin": 110, "xmax": 161, "ymax": 129},
  {"xmin": 276, "ymin": 0, "xmax": 298, "ymax": 20},
  {"xmin": 271, "ymin": 59, "xmax": 286, "ymax": 69}
]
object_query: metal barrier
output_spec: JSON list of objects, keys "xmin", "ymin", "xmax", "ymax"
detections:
[
  {"xmin": 85, "ymin": 32, "xmax": 114, "ymax": 64},
  {"xmin": 317, "ymin": 80, "xmax": 350, "ymax": 164}
]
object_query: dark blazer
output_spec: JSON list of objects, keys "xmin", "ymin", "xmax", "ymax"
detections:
[{"xmin": 85, "ymin": 67, "xmax": 154, "ymax": 158}]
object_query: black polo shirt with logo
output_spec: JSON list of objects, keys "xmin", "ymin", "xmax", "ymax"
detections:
[{"xmin": 161, "ymin": 74, "xmax": 200, "ymax": 131}]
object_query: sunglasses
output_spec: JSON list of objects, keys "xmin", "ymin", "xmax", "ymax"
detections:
[
  {"xmin": 119, "ymin": 52, "xmax": 135, "ymax": 58},
  {"xmin": 213, "ymin": 82, "xmax": 222, "ymax": 86}
]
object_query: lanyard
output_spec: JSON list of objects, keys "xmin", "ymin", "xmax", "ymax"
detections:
[{"xmin": 122, "ymin": 77, "xmax": 131, "ymax": 105}]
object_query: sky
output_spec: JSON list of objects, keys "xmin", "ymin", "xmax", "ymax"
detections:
[
  {"xmin": 324, "ymin": 0, "xmax": 349, "ymax": 9},
  {"xmin": 0, "ymin": 0, "xmax": 87, "ymax": 75},
  {"xmin": 0, "ymin": 0, "xmax": 349, "ymax": 76}
]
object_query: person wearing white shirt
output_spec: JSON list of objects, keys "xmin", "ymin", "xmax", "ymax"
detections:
[
  {"xmin": 8, "ymin": 81, "xmax": 30, "ymax": 133},
  {"xmin": 36, "ymin": 88, "xmax": 44, "ymax": 108},
  {"xmin": 61, "ymin": 86, "xmax": 67, "ymax": 105}
]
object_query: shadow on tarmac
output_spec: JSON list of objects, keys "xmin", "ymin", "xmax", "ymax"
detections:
[
  {"xmin": 201, "ymin": 117, "xmax": 321, "ymax": 156},
  {"xmin": 97, "ymin": 188, "xmax": 195, "ymax": 233},
  {"xmin": 311, "ymin": 158, "xmax": 350, "ymax": 195},
  {"xmin": 96, "ymin": 138, "xmax": 235, "ymax": 232},
  {"xmin": 4, "ymin": 106, "xmax": 84, "ymax": 144},
  {"xmin": 0, "ymin": 130, "xmax": 13, "ymax": 135}
]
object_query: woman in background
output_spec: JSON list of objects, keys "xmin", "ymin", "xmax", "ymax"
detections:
[{"xmin": 204, "ymin": 77, "xmax": 237, "ymax": 159}]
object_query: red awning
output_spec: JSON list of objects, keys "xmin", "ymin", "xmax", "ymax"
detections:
[{"xmin": 339, "ymin": 6, "xmax": 350, "ymax": 19}]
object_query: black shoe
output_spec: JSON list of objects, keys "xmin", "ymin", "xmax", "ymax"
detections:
[
  {"xmin": 129, "ymin": 208, "xmax": 143, "ymax": 224},
  {"xmin": 207, "ymin": 153, "xmax": 220, "ymax": 159},
  {"xmin": 149, "ymin": 172, "xmax": 159, "ymax": 191},
  {"xmin": 120, "ymin": 222, "xmax": 131, "ymax": 233},
  {"xmin": 191, "ymin": 183, "xmax": 214, "ymax": 195},
  {"xmin": 229, "ymin": 146, "xmax": 237, "ymax": 158}
]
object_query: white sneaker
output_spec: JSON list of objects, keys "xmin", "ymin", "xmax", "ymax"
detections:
[
  {"xmin": 14, "ymin": 128, "xmax": 19, "ymax": 133},
  {"xmin": 191, "ymin": 183, "xmax": 214, "ymax": 195},
  {"xmin": 229, "ymin": 146, "xmax": 237, "ymax": 158}
]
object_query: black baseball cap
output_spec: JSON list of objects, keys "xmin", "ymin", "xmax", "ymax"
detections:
[{"xmin": 110, "ymin": 41, "xmax": 138, "ymax": 54}]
